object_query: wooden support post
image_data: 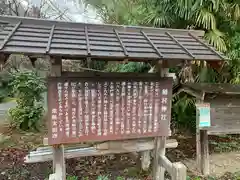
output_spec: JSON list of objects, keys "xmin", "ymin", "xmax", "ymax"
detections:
[
  {"xmin": 159, "ymin": 155, "xmax": 187, "ymax": 180},
  {"xmin": 172, "ymin": 162, "xmax": 187, "ymax": 180},
  {"xmin": 141, "ymin": 150, "xmax": 151, "ymax": 171},
  {"xmin": 196, "ymin": 93, "xmax": 206, "ymax": 174},
  {"xmin": 140, "ymin": 64, "xmax": 156, "ymax": 171},
  {"xmin": 49, "ymin": 57, "xmax": 63, "ymax": 178},
  {"xmin": 196, "ymin": 105, "xmax": 201, "ymax": 172},
  {"xmin": 52, "ymin": 146, "xmax": 56, "ymax": 174},
  {"xmin": 52, "ymin": 145, "xmax": 66, "ymax": 180},
  {"xmin": 49, "ymin": 173, "xmax": 57, "ymax": 180},
  {"xmin": 0, "ymin": 60, "xmax": 4, "ymax": 71},
  {"xmin": 153, "ymin": 138, "xmax": 166, "ymax": 179},
  {"xmin": 50, "ymin": 57, "xmax": 62, "ymax": 77},
  {"xmin": 152, "ymin": 66, "xmax": 169, "ymax": 180},
  {"xmin": 201, "ymin": 130, "xmax": 209, "ymax": 175},
  {"xmin": 29, "ymin": 57, "xmax": 37, "ymax": 68},
  {"xmin": 0, "ymin": 54, "xmax": 7, "ymax": 71}
]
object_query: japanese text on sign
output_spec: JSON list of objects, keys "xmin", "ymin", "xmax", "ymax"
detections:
[{"xmin": 48, "ymin": 76, "xmax": 173, "ymax": 145}]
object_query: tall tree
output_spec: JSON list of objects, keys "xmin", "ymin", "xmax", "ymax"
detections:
[{"xmin": 83, "ymin": 0, "xmax": 240, "ymax": 52}]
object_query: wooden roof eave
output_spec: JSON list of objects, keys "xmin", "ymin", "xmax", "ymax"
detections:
[{"xmin": 0, "ymin": 15, "xmax": 226, "ymax": 64}]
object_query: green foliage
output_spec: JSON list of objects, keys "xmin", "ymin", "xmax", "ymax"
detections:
[
  {"xmin": 0, "ymin": 88, "xmax": 7, "ymax": 102},
  {"xmin": 84, "ymin": 0, "xmax": 240, "ymax": 52},
  {"xmin": 189, "ymin": 172, "xmax": 240, "ymax": 180},
  {"xmin": 67, "ymin": 175, "xmax": 78, "ymax": 180},
  {"xmin": 0, "ymin": 72, "xmax": 13, "ymax": 103},
  {"xmin": 172, "ymin": 93, "xmax": 196, "ymax": 132},
  {"xmin": 116, "ymin": 176, "xmax": 125, "ymax": 180},
  {"xmin": 105, "ymin": 62, "xmax": 150, "ymax": 73},
  {"xmin": 96, "ymin": 175, "xmax": 109, "ymax": 180},
  {"xmin": 83, "ymin": 0, "xmax": 240, "ymax": 132},
  {"xmin": 228, "ymin": 32, "xmax": 240, "ymax": 84},
  {"xmin": 8, "ymin": 71, "xmax": 46, "ymax": 131},
  {"xmin": 81, "ymin": 177, "xmax": 89, "ymax": 180},
  {"xmin": 96, "ymin": 175, "xmax": 126, "ymax": 180},
  {"xmin": 210, "ymin": 135, "xmax": 240, "ymax": 153}
]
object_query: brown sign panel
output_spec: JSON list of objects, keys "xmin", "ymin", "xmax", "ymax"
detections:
[{"xmin": 47, "ymin": 74, "xmax": 172, "ymax": 145}]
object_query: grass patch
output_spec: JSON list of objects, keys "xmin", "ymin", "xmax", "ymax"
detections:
[
  {"xmin": 210, "ymin": 135, "xmax": 240, "ymax": 153},
  {"xmin": 1, "ymin": 97, "xmax": 16, "ymax": 103}
]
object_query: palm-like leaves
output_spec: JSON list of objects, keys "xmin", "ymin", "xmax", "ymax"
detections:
[
  {"xmin": 142, "ymin": 3, "xmax": 172, "ymax": 27},
  {"xmin": 195, "ymin": 8, "xmax": 216, "ymax": 29},
  {"xmin": 229, "ymin": 2, "xmax": 240, "ymax": 20},
  {"xmin": 83, "ymin": 0, "xmax": 238, "ymax": 51},
  {"xmin": 204, "ymin": 29, "xmax": 226, "ymax": 51}
]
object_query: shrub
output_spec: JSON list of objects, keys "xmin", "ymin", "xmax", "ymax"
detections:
[
  {"xmin": 172, "ymin": 92, "xmax": 196, "ymax": 133},
  {"xmin": 0, "ymin": 72, "xmax": 12, "ymax": 103},
  {"xmin": 8, "ymin": 71, "xmax": 46, "ymax": 131}
]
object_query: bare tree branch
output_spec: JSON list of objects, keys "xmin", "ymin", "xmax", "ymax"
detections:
[{"xmin": 54, "ymin": 8, "xmax": 68, "ymax": 20}]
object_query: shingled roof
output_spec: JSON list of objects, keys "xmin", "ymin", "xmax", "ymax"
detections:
[
  {"xmin": 0, "ymin": 15, "xmax": 226, "ymax": 62},
  {"xmin": 181, "ymin": 83, "xmax": 240, "ymax": 95}
]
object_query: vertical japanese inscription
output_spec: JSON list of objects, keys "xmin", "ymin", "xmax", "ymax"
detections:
[
  {"xmin": 103, "ymin": 82, "xmax": 108, "ymax": 136},
  {"xmin": 48, "ymin": 77, "xmax": 172, "ymax": 145},
  {"xmin": 58, "ymin": 82, "xmax": 63, "ymax": 134},
  {"xmin": 121, "ymin": 81, "xmax": 126, "ymax": 134},
  {"xmin": 143, "ymin": 82, "xmax": 148, "ymax": 133},
  {"xmin": 126, "ymin": 81, "xmax": 131, "ymax": 134},
  {"xmin": 132, "ymin": 81, "xmax": 138, "ymax": 134},
  {"xmin": 78, "ymin": 82, "xmax": 83, "ymax": 137},
  {"xmin": 109, "ymin": 82, "xmax": 114, "ymax": 134},
  {"xmin": 63, "ymin": 82, "xmax": 69, "ymax": 137},
  {"xmin": 71, "ymin": 82, "xmax": 77, "ymax": 138},
  {"xmin": 154, "ymin": 82, "xmax": 160, "ymax": 132},
  {"xmin": 84, "ymin": 82, "xmax": 89, "ymax": 135},
  {"xmin": 138, "ymin": 81, "xmax": 143, "ymax": 134},
  {"xmin": 97, "ymin": 82, "xmax": 102, "ymax": 136},
  {"xmin": 115, "ymin": 81, "xmax": 121, "ymax": 134},
  {"xmin": 91, "ymin": 82, "xmax": 97, "ymax": 135},
  {"xmin": 51, "ymin": 107, "xmax": 58, "ymax": 139},
  {"xmin": 161, "ymin": 88, "xmax": 169, "ymax": 121},
  {"xmin": 148, "ymin": 82, "xmax": 154, "ymax": 133}
]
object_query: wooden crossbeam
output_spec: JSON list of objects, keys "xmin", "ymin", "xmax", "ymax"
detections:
[
  {"xmin": 85, "ymin": 26, "xmax": 91, "ymax": 55},
  {"xmin": 165, "ymin": 32, "xmax": 195, "ymax": 58},
  {"xmin": 188, "ymin": 32, "xmax": 225, "ymax": 60},
  {"xmin": 46, "ymin": 25, "xmax": 55, "ymax": 53},
  {"xmin": 0, "ymin": 21, "xmax": 21, "ymax": 50},
  {"xmin": 113, "ymin": 28, "xmax": 128, "ymax": 57},
  {"xmin": 141, "ymin": 30, "xmax": 164, "ymax": 58},
  {"xmin": 25, "ymin": 139, "xmax": 178, "ymax": 163}
]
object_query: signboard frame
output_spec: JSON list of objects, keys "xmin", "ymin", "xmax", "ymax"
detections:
[{"xmin": 47, "ymin": 72, "xmax": 173, "ymax": 145}]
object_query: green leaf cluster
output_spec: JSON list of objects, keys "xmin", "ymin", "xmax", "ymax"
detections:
[{"xmin": 8, "ymin": 71, "xmax": 46, "ymax": 131}]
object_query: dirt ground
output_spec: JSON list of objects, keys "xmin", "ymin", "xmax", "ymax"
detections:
[
  {"xmin": 0, "ymin": 123, "xmax": 240, "ymax": 179},
  {"xmin": 184, "ymin": 151, "xmax": 240, "ymax": 177}
]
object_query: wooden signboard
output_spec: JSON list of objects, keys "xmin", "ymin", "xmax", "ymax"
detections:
[
  {"xmin": 47, "ymin": 74, "xmax": 173, "ymax": 145},
  {"xmin": 204, "ymin": 94, "xmax": 240, "ymax": 134}
]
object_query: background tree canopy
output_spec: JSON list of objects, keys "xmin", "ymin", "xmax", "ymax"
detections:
[
  {"xmin": 82, "ymin": 0, "xmax": 240, "ymax": 131},
  {"xmin": 83, "ymin": 0, "xmax": 240, "ymax": 52}
]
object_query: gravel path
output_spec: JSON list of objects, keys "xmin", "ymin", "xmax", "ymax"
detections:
[
  {"xmin": 183, "ymin": 151, "xmax": 240, "ymax": 177},
  {"xmin": 0, "ymin": 101, "xmax": 16, "ymax": 124}
]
